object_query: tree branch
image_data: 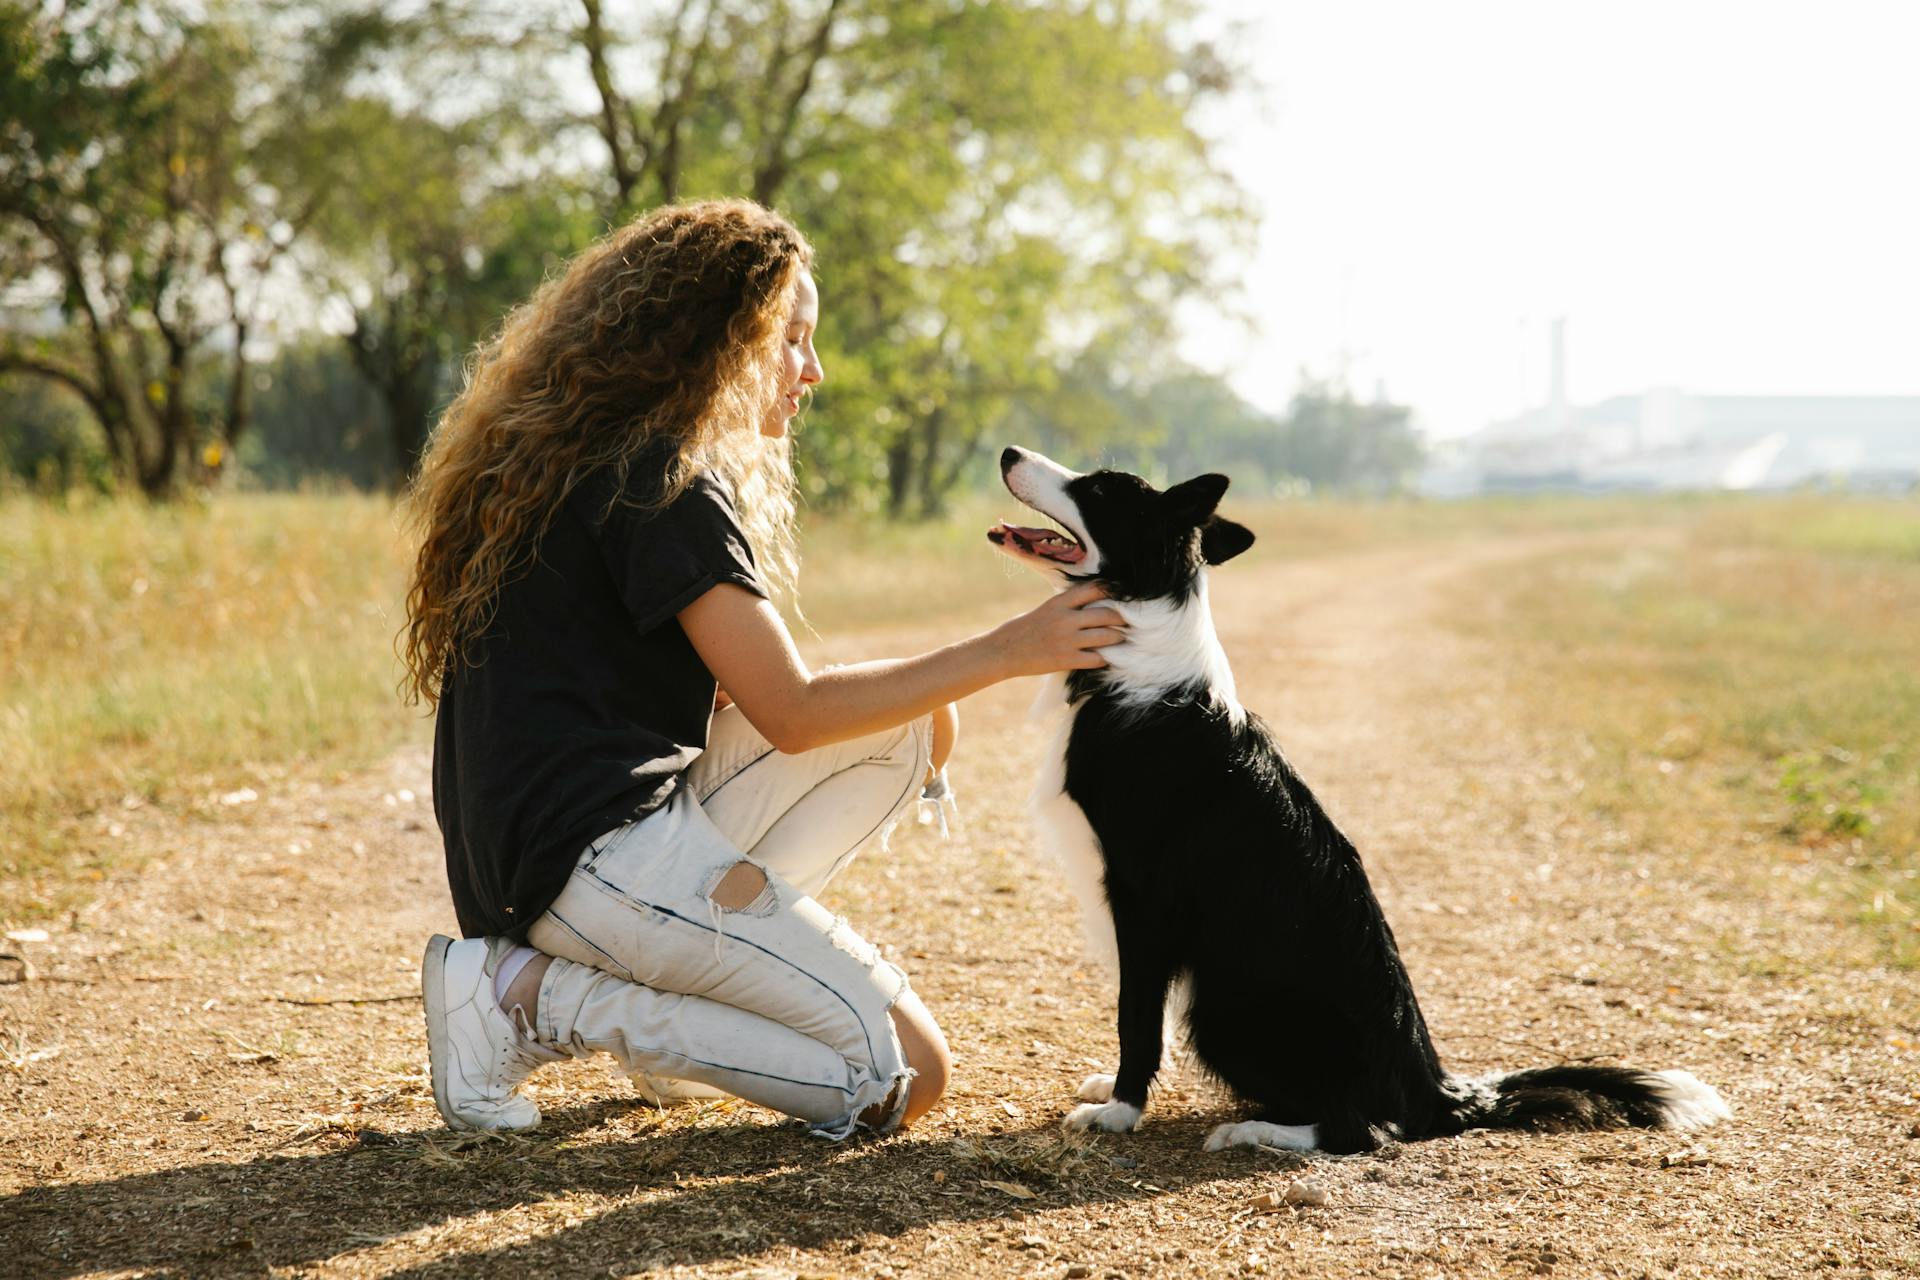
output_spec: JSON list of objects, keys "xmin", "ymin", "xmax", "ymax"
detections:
[
  {"xmin": 579, "ymin": 0, "xmax": 640, "ymax": 207},
  {"xmin": 752, "ymin": 0, "xmax": 844, "ymax": 205},
  {"xmin": 0, "ymin": 351, "xmax": 109, "ymax": 422},
  {"xmin": 650, "ymin": 0, "xmax": 717, "ymax": 204},
  {"xmin": 6, "ymin": 205, "xmax": 146, "ymax": 472}
]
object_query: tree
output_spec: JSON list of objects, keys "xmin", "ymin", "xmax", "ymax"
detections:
[
  {"xmin": 1276, "ymin": 377, "xmax": 1425, "ymax": 495},
  {"xmin": 0, "ymin": 1, "xmax": 315, "ymax": 495},
  {"xmin": 1008, "ymin": 363, "xmax": 1427, "ymax": 497},
  {"xmin": 0, "ymin": 368, "xmax": 110, "ymax": 490},
  {"xmin": 562, "ymin": 0, "xmax": 1247, "ymax": 516},
  {"xmin": 293, "ymin": 101, "xmax": 595, "ymax": 482},
  {"xmin": 277, "ymin": 7, "xmax": 598, "ymax": 484},
  {"xmin": 238, "ymin": 337, "xmax": 388, "ymax": 490}
]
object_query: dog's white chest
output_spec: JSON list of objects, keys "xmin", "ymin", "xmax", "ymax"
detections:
[{"xmin": 1027, "ymin": 676, "xmax": 1120, "ymax": 975}]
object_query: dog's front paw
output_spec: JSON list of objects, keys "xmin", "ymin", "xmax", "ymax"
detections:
[
  {"xmin": 1076, "ymin": 1072, "xmax": 1116, "ymax": 1103},
  {"xmin": 1064, "ymin": 1100, "xmax": 1142, "ymax": 1133}
]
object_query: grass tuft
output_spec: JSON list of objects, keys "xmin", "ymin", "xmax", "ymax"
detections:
[{"xmin": 949, "ymin": 1132, "xmax": 1104, "ymax": 1186}]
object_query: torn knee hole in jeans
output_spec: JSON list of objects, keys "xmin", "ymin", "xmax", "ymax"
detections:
[
  {"xmin": 826, "ymin": 915, "xmax": 881, "ymax": 969},
  {"xmin": 705, "ymin": 860, "xmax": 777, "ymax": 915},
  {"xmin": 824, "ymin": 915, "xmax": 913, "ymax": 1009}
]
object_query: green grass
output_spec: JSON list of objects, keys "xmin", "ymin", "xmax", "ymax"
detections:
[
  {"xmin": 1696, "ymin": 494, "xmax": 1920, "ymax": 561},
  {"xmin": 1462, "ymin": 496, "xmax": 1920, "ymax": 967}
]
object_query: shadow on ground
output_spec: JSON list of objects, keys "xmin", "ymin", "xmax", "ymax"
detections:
[{"xmin": 8, "ymin": 1101, "xmax": 1269, "ymax": 1278}]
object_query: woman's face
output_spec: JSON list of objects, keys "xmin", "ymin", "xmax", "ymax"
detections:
[{"xmin": 763, "ymin": 269, "xmax": 823, "ymax": 439}]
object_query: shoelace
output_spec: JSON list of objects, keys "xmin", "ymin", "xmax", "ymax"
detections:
[{"xmin": 915, "ymin": 767, "xmax": 961, "ymax": 839}]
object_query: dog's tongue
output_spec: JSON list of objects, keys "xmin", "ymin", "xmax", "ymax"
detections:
[{"xmin": 991, "ymin": 521, "xmax": 1086, "ymax": 564}]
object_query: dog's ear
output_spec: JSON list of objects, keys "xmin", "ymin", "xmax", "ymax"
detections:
[
  {"xmin": 1162, "ymin": 473, "xmax": 1230, "ymax": 525},
  {"xmin": 1201, "ymin": 516, "xmax": 1255, "ymax": 565}
]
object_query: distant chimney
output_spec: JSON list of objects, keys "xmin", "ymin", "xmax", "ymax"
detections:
[{"xmin": 1548, "ymin": 315, "xmax": 1568, "ymax": 431}]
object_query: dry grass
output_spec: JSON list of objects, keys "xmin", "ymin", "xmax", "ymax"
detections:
[
  {"xmin": 1461, "ymin": 500, "xmax": 1920, "ymax": 969},
  {"xmin": 4, "ymin": 487, "xmax": 1909, "ymax": 925},
  {"xmin": 797, "ymin": 489, "xmax": 1694, "ymax": 634},
  {"xmin": 1699, "ymin": 493, "xmax": 1920, "ymax": 562},
  {"xmin": 949, "ymin": 1131, "xmax": 1106, "ymax": 1188},
  {"xmin": 0, "ymin": 488, "xmax": 1626, "ymax": 921},
  {"xmin": 4, "ymin": 507, "xmax": 1918, "ymax": 1278},
  {"xmin": 0, "ymin": 494, "xmax": 418, "ymax": 913}
]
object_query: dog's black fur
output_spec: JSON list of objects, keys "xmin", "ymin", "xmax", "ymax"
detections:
[{"xmin": 994, "ymin": 446, "xmax": 1725, "ymax": 1153}]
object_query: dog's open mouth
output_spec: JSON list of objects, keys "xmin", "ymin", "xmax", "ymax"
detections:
[{"xmin": 988, "ymin": 520, "xmax": 1086, "ymax": 565}]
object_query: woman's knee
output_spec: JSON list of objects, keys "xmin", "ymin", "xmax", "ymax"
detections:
[
  {"xmin": 898, "ymin": 703, "xmax": 955, "ymax": 790},
  {"xmin": 929, "ymin": 702, "xmax": 958, "ymax": 776},
  {"xmin": 889, "ymin": 989, "xmax": 951, "ymax": 1127}
]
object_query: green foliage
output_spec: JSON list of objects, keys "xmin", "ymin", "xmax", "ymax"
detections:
[
  {"xmin": 0, "ymin": 372, "xmax": 113, "ymax": 493},
  {"xmin": 547, "ymin": 0, "xmax": 1250, "ymax": 515},
  {"xmin": 287, "ymin": 62, "xmax": 602, "ymax": 479},
  {"xmin": 238, "ymin": 339, "xmax": 389, "ymax": 490},
  {"xmin": 0, "ymin": 1, "xmax": 321, "ymax": 493},
  {"xmin": 1776, "ymin": 747, "xmax": 1887, "ymax": 839},
  {"xmin": 2, "ymin": 1, "xmax": 1370, "ymax": 512},
  {"xmin": 1269, "ymin": 377, "xmax": 1426, "ymax": 494}
]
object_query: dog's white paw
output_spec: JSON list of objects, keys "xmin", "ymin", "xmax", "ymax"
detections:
[
  {"xmin": 1076, "ymin": 1072, "xmax": 1116, "ymax": 1103},
  {"xmin": 1064, "ymin": 1100, "xmax": 1142, "ymax": 1133},
  {"xmin": 1203, "ymin": 1120, "xmax": 1321, "ymax": 1153}
]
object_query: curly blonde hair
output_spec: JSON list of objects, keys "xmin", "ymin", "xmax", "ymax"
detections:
[{"xmin": 401, "ymin": 199, "xmax": 812, "ymax": 706}]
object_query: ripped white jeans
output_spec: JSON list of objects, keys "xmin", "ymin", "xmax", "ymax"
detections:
[{"xmin": 525, "ymin": 705, "xmax": 934, "ymax": 1137}]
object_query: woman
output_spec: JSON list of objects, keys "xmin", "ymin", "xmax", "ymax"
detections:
[{"xmin": 402, "ymin": 199, "xmax": 1125, "ymax": 1139}]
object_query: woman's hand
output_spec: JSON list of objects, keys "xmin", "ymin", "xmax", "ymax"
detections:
[
  {"xmin": 990, "ymin": 582, "xmax": 1128, "ymax": 678},
  {"xmin": 679, "ymin": 582, "xmax": 1125, "ymax": 756}
]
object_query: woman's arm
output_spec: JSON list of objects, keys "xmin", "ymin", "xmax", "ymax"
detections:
[{"xmin": 679, "ymin": 582, "xmax": 1123, "ymax": 754}]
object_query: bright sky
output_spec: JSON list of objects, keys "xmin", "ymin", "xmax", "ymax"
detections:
[{"xmin": 1183, "ymin": 0, "xmax": 1920, "ymax": 438}]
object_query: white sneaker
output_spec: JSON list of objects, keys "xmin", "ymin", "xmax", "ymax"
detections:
[{"xmin": 422, "ymin": 934, "xmax": 563, "ymax": 1132}]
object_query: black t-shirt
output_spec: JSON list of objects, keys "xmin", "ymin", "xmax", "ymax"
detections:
[{"xmin": 431, "ymin": 463, "xmax": 768, "ymax": 941}]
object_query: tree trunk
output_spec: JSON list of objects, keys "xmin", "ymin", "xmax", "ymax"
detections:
[
  {"xmin": 884, "ymin": 430, "xmax": 913, "ymax": 519},
  {"xmin": 913, "ymin": 407, "xmax": 944, "ymax": 519},
  {"xmin": 222, "ymin": 322, "xmax": 251, "ymax": 448},
  {"xmin": 923, "ymin": 416, "xmax": 989, "ymax": 519},
  {"xmin": 579, "ymin": 0, "xmax": 639, "ymax": 208},
  {"xmin": 384, "ymin": 361, "xmax": 439, "ymax": 487},
  {"xmin": 134, "ymin": 338, "xmax": 195, "ymax": 497}
]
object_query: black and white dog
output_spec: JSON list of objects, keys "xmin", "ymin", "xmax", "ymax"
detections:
[{"xmin": 989, "ymin": 446, "xmax": 1730, "ymax": 1154}]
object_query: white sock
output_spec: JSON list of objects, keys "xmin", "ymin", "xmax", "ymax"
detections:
[{"xmin": 493, "ymin": 944, "xmax": 540, "ymax": 1010}]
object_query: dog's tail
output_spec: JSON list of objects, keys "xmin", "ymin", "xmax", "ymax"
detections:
[{"xmin": 1441, "ymin": 1065, "xmax": 1730, "ymax": 1136}]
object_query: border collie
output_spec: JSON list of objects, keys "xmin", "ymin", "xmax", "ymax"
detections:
[{"xmin": 988, "ymin": 445, "xmax": 1730, "ymax": 1154}]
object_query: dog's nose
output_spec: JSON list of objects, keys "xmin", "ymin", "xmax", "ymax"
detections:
[{"xmin": 1000, "ymin": 446, "xmax": 1025, "ymax": 476}]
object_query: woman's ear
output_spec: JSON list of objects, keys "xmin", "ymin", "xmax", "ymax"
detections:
[{"xmin": 1200, "ymin": 516, "xmax": 1255, "ymax": 565}]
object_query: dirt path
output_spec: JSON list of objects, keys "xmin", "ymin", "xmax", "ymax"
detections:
[{"xmin": 4, "ymin": 533, "xmax": 1915, "ymax": 1278}]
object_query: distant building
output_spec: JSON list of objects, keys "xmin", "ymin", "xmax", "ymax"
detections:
[{"xmin": 1420, "ymin": 321, "xmax": 1920, "ymax": 495}]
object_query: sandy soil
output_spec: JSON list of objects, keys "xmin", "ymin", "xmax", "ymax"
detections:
[{"xmin": 4, "ymin": 534, "xmax": 1916, "ymax": 1279}]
